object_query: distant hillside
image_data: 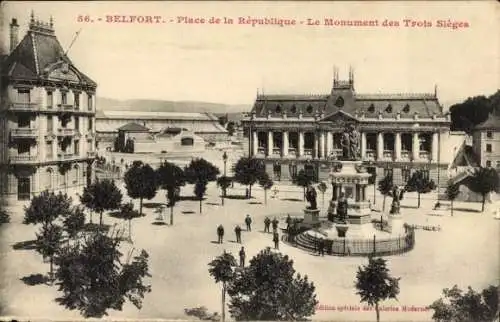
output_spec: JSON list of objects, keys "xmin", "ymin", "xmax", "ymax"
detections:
[{"xmin": 97, "ymin": 97, "xmax": 251, "ymax": 114}]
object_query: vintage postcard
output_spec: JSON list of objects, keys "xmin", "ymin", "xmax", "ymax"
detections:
[{"xmin": 0, "ymin": 1, "xmax": 499, "ymax": 321}]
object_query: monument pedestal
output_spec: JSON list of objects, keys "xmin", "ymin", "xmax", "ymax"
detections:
[
  {"xmin": 389, "ymin": 214, "xmax": 405, "ymax": 233},
  {"xmin": 303, "ymin": 208, "xmax": 320, "ymax": 225}
]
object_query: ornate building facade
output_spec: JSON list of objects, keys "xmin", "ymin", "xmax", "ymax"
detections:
[
  {"xmin": 241, "ymin": 68, "xmax": 452, "ymax": 187},
  {"xmin": 0, "ymin": 14, "xmax": 97, "ymax": 205}
]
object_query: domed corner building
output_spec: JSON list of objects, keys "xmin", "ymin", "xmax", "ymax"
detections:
[
  {"xmin": 0, "ymin": 13, "xmax": 98, "ymax": 208},
  {"xmin": 241, "ymin": 67, "xmax": 454, "ymax": 187}
]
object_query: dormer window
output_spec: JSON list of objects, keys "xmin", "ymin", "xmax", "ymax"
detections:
[
  {"xmin": 368, "ymin": 104, "xmax": 375, "ymax": 113},
  {"xmin": 335, "ymin": 96, "xmax": 344, "ymax": 108},
  {"xmin": 276, "ymin": 104, "xmax": 282, "ymax": 113},
  {"xmin": 290, "ymin": 105, "xmax": 297, "ymax": 114},
  {"xmin": 306, "ymin": 105, "xmax": 314, "ymax": 113},
  {"xmin": 403, "ymin": 104, "xmax": 410, "ymax": 113},
  {"xmin": 386, "ymin": 104, "xmax": 393, "ymax": 113}
]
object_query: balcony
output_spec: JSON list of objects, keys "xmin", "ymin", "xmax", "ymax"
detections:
[
  {"xmin": 288, "ymin": 148, "xmax": 297, "ymax": 156},
  {"xmin": 304, "ymin": 149, "xmax": 313, "ymax": 156},
  {"xmin": 57, "ymin": 104, "xmax": 75, "ymax": 111},
  {"xmin": 85, "ymin": 132, "xmax": 95, "ymax": 139},
  {"xmin": 8, "ymin": 102, "xmax": 39, "ymax": 112},
  {"xmin": 57, "ymin": 128, "xmax": 75, "ymax": 137},
  {"xmin": 57, "ymin": 152, "xmax": 74, "ymax": 160},
  {"xmin": 10, "ymin": 128, "xmax": 38, "ymax": 139},
  {"xmin": 401, "ymin": 151, "xmax": 411, "ymax": 160},
  {"xmin": 257, "ymin": 147, "xmax": 266, "ymax": 155},
  {"xmin": 10, "ymin": 155, "xmax": 39, "ymax": 164}
]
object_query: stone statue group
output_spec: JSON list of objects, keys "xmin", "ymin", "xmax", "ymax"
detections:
[{"xmin": 340, "ymin": 123, "xmax": 361, "ymax": 161}]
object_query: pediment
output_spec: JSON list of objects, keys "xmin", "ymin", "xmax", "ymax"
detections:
[
  {"xmin": 45, "ymin": 61, "xmax": 81, "ymax": 82},
  {"xmin": 320, "ymin": 110, "xmax": 359, "ymax": 126}
]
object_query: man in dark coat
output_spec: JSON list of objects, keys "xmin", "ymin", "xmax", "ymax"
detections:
[
  {"xmin": 337, "ymin": 192, "xmax": 348, "ymax": 222},
  {"xmin": 285, "ymin": 214, "xmax": 292, "ymax": 230},
  {"xmin": 234, "ymin": 225, "xmax": 242, "ymax": 243},
  {"xmin": 271, "ymin": 217, "xmax": 279, "ymax": 233},
  {"xmin": 245, "ymin": 214, "xmax": 252, "ymax": 231},
  {"xmin": 273, "ymin": 231, "xmax": 279, "ymax": 249},
  {"xmin": 217, "ymin": 225, "xmax": 224, "ymax": 244},
  {"xmin": 264, "ymin": 217, "xmax": 271, "ymax": 233},
  {"xmin": 318, "ymin": 237, "xmax": 325, "ymax": 256},
  {"xmin": 239, "ymin": 247, "xmax": 246, "ymax": 267}
]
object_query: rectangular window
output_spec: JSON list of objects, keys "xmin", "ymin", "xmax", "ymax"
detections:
[
  {"xmin": 47, "ymin": 116, "xmax": 53, "ymax": 132},
  {"xmin": 486, "ymin": 144, "xmax": 492, "ymax": 152},
  {"xmin": 46, "ymin": 142, "xmax": 53, "ymax": 159},
  {"xmin": 75, "ymin": 117, "xmax": 80, "ymax": 130},
  {"xmin": 87, "ymin": 139, "xmax": 93, "ymax": 152},
  {"xmin": 18, "ymin": 142, "xmax": 30, "ymax": 154},
  {"xmin": 88, "ymin": 118, "xmax": 93, "ymax": 131},
  {"xmin": 47, "ymin": 91, "xmax": 53, "ymax": 107},
  {"xmin": 17, "ymin": 115, "xmax": 30, "ymax": 128},
  {"xmin": 486, "ymin": 160, "xmax": 492, "ymax": 167},
  {"xmin": 17, "ymin": 89, "xmax": 30, "ymax": 103},
  {"xmin": 486, "ymin": 132, "xmax": 493, "ymax": 139},
  {"xmin": 61, "ymin": 92, "xmax": 67, "ymax": 105},
  {"xmin": 74, "ymin": 140, "xmax": 80, "ymax": 155},
  {"xmin": 74, "ymin": 92, "xmax": 80, "ymax": 108},
  {"xmin": 88, "ymin": 94, "xmax": 93, "ymax": 110}
]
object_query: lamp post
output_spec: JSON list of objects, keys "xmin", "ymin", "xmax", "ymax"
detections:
[{"xmin": 223, "ymin": 151, "xmax": 228, "ymax": 176}]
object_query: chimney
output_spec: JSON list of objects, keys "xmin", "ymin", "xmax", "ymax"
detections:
[{"xmin": 10, "ymin": 18, "xmax": 19, "ymax": 53}]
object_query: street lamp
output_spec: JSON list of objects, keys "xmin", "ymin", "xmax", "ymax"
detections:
[{"xmin": 223, "ymin": 151, "xmax": 228, "ymax": 176}]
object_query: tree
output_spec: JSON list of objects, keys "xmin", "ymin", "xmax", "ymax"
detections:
[
  {"xmin": 227, "ymin": 247, "xmax": 318, "ymax": 321},
  {"xmin": 218, "ymin": 115, "xmax": 228, "ymax": 127},
  {"xmin": 208, "ymin": 251, "xmax": 238, "ymax": 322},
  {"xmin": 36, "ymin": 224, "xmax": 64, "ymax": 280},
  {"xmin": 227, "ymin": 122, "xmax": 236, "ymax": 136},
  {"xmin": 355, "ymin": 256, "xmax": 400, "ymax": 322},
  {"xmin": 405, "ymin": 170, "xmax": 436, "ymax": 208},
  {"xmin": 217, "ymin": 176, "xmax": 232, "ymax": 206},
  {"xmin": 317, "ymin": 181, "xmax": 328, "ymax": 207},
  {"xmin": 62, "ymin": 206, "xmax": 86, "ymax": 240},
  {"xmin": 468, "ymin": 167, "xmax": 499, "ymax": 212},
  {"xmin": 24, "ymin": 190, "xmax": 72, "ymax": 229},
  {"xmin": 232, "ymin": 157, "xmax": 267, "ymax": 199},
  {"xmin": 194, "ymin": 181, "xmax": 208, "ymax": 213},
  {"xmin": 378, "ymin": 174, "xmax": 393, "ymax": 212},
  {"xmin": 449, "ymin": 91, "xmax": 498, "ymax": 133},
  {"xmin": 125, "ymin": 138, "xmax": 135, "ymax": 153},
  {"xmin": 258, "ymin": 172, "xmax": 274, "ymax": 205},
  {"xmin": 0, "ymin": 208, "xmax": 10, "ymax": 226},
  {"xmin": 445, "ymin": 181, "xmax": 461, "ymax": 217},
  {"xmin": 54, "ymin": 231, "xmax": 152, "ymax": 318},
  {"xmin": 295, "ymin": 169, "xmax": 313, "ymax": 201},
  {"xmin": 124, "ymin": 161, "xmax": 158, "ymax": 215},
  {"xmin": 118, "ymin": 202, "xmax": 142, "ymax": 242},
  {"xmin": 80, "ymin": 179, "xmax": 123, "ymax": 226},
  {"xmin": 429, "ymin": 285, "xmax": 498, "ymax": 322},
  {"xmin": 157, "ymin": 161, "xmax": 185, "ymax": 225},
  {"xmin": 185, "ymin": 158, "xmax": 220, "ymax": 214}
]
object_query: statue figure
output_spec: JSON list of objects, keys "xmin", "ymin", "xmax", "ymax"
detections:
[
  {"xmin": 336, "ymin": 192, "xmax": 349, "ymax": 222},
  {"xmin": 390, "ymin": 185, "xmax": 405, "ymax": 215},
  {"xmin": 305, "ymin": 185, "xmax": 318, "ymax": 210},
  {"xmin": 340, "ymin": 123, "xmax": 361, "ymax": 160}
]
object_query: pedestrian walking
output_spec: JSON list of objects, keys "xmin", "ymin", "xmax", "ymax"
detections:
[
  {"xmin": 239, "ymin": 247, "xmax": 246, "ymax": 267},
  {"xmin": 318, "ymin": 238, "xmax": 325, "ymax": 256},
  {"xmin": 273, "ymin": 231, "xmax": 279, "ymax": 249},
  {"xmin": 264, "ymin": 217, "xmax": 271, "ymax": 233},
  {"xmin": 271, "ymin": 217, "xmax": 279, "ymax": 233},
  {"xmin": 235, "ymin": 225, "xmax": 242, "ymax": 243},
  {"xmin": 285, "ymin": 214, "xmax": 292, "ymax": 230},
  {"xmin": 217, "ymin": 225, "xmax": 224, "ymax": 244},
  {"xmin": 245, "ymin": 214, "xmax": 252, "ymax": 231}
]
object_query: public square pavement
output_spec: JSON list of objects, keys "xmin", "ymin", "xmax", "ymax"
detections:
[{"xmin": 0, "ymin": 177, "xmax": 499, "ymax": 321}]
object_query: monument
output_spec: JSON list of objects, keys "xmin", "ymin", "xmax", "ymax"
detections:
[
  {"xmin": 389, "ymin": 185, "xmax": 405, "ymax": 231},
  {"xmin": 303, "ymin": 185, "xmax": 320, "ymax": 225}
]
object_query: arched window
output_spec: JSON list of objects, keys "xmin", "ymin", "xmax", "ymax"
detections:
[
  {"xmin": 73, "ymin": 164, "xmax": 79, "ymax": 185},
  {"xmin": 276, "ymin": 104, "xmax": 282, "ymax": 113},
  {"xmin": 386, "ymin": 104, "xmax": 393, "ymax": 113},
  {"xmin": 46, "ymin": 168, "xmax": 53, "ymax": 191},
  {"xmin": 335, "ymin": 96, "xmax": 344, "ymax": 108},
  {"xmin": 403, "ymin": 104, "xmax": 410, "ymax": 113},
  {"xmin": 368, "ymin": 104, "xmax": 375, "ymax": 112},
  {"xmin": 306, "ymin": 105, "xmax": 314, "ymax": 113}
]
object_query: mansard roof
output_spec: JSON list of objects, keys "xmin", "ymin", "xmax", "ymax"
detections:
[
  {"xmin": 2, "ymin": 17, "xmax": 96, "ymax": 88},
  {"xmin": 251, "ymin": 85, "xmax": 444, "ymax": 119},
  {"xmin": 474, "ymin": 112, "xmax": 500, "ymax": 131},
  {"xmin": 117, "ymin": 122, "xmax": 151, "ymax": 132}
]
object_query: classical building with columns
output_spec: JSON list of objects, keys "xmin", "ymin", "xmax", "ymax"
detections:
[
  {"xmin": 241, "ymin": 69, "xmax": 452, "ymax": 187},
  {"xmin": 0, "ymin": 13, "xmax": 97, "ymax": 205}
]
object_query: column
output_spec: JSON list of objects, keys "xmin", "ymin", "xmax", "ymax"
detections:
[
  {"xmin": 355, "ymin": 185, "xmax": 361, "ymax": 202},
  {"xmin": 332, "ymin": 184, "xmax": 338, "ymax": 201},
  {"xmin": 361, "ymin": 132, "xmax": 367, "ymax": 159},
  {"xmin": 320, "ymin": 132, "xmax": 325, "ymax": 159},
  {"xmin": 282, "ymin": 131, "xmax": 289, "ymax": 157},
  {"xmin": 267, "ymin": 131, "xmax": 273, "ymax": 156},
  {"xmin": 298, "ymin": 131, "xmax": 304, "ymax": 157},
  {"xmin": 314, "ymin": 133, "xmax": 319, "ymax": 158},
  {"xmin": 432, "ymin": 132, "xmax": 439, "ymax": 162},
  {"xmin": 326, "ymin": 132, "xmax": 333, "ymax": 157},
  {"xmin": 252, "ymin": 130, "xmax": 258, "ymax": 156},
  {"xmin": 377, "ymin": 132, "xmax": 384, "ymax": 160},
  {"xmin": 412, "ymin": 132, "xmax": 420, "ymax": 160},
  {"xmin": 395, "ymin": 132, "xmax": 402, "ymax": 160}
]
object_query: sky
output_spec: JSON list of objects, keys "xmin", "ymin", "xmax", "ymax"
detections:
[{"xmin": 1, "ymin": 1, "xmax": 498, "ymax": 107}]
